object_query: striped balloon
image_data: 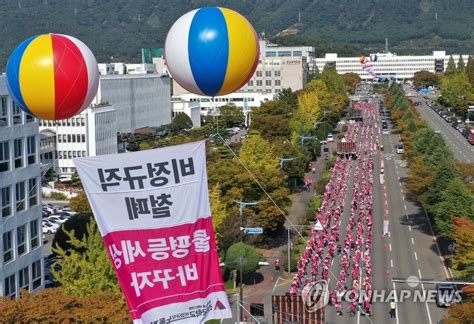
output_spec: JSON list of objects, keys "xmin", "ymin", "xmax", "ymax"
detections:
[
  {"xmin": 6, "ymin": 34, "xmax": 99, "ymax": 120},
  {"xmin": 165, "ymin": 7, "xmax": 259, "ymax": 97}
]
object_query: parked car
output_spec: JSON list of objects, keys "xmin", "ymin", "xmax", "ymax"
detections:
[
  {"xmin": 48, "ymin": 215, "xmax": 68, "ymax": 224},
  {"xmin": 327, "ymin": 134, "xmax": 334, "ymax": 142},
  {"xmin": 42, "ymin": 221, "xmax": 59, "ymax": 234},
  {"xmin": 58, "ymin": 211, "xmax": 74, "ymax": 218},
  {"xmin": 435, "ymin": 283, "xmax": 460, "ymax": 307},
  {"xmin": 396, "ymin": 146, "xmax": 405, "ymax": 154}
]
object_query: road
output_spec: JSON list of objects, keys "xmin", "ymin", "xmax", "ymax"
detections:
[{"xmin": 404, "ymin": 86, "xmax": 473, "ymax": 163}]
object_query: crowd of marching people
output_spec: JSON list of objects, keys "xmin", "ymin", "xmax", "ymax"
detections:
[{"xmin": 290, "ymin": 104, "xmax": 378, "ymax": 317}]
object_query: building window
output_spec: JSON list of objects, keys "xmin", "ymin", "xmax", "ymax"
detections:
[
  {"xmin": 32, "ymin": 260, "xmax": 42, "ymax": 289},
  {"xmin": 17, "ymin": 224, "xmax": 27, "ymax": 256},
  {"xmin": 27, "ymin": 136, "xmax": 36, "ymax": 165},
  {"xmin": 4, "ymin": 274, "xmax": 16, "ymax": 297},
  {"xmin": 293, "ymin": 51, "xmax": 302, "ymax": 56},
  {"xmin": 58, "ymin": 135, "xmax": 61, "ymax": 143},
  {"xmin": 14, "ymin": 138, "xmax": 23, "ymax": 169},
  {"xmin": 73, "ymin": 151, "xmax": 77, "ymax": 158},
  {"xmin": 0, "ymin": 96, "xmax": 8, "ymax": 127},
  {"xmin": 19, "ymin": 266, "xmax": 29, "ymax": 291},
  {"xmin": 275, "ymin": 71, "xmax": 281, "ymax": 77},
  {"xmin": 30, "ymin": 219, "xmax": 39, "ymax": 250},
  {"xmin": 1, "ymin": 186, "xmax": 11, "ymax": 218},
  {"xmin": 16, "ymin": 181, "xmax": 26, "ymax": 212},
  {"xmin": 81, "ymin": 118, "xmax": 85, "ymax": 126},
  {"xmin": 58, "ymin": 151, "xmax": 62, "ymax": 159},
  {"xmin": 248, "ymin": 80, "xmax": 253, "ymax": 86},
  {"xmin": 71, "ymin": 118, "xmax": 76, "ymax": 126},
  {"xmin": 0, "ymin": 141, "xmax": 9, "ymax": 172},
  {"xmin": 278, "ymin": 51, "xmax": 292, "ymax": 57},
  {"xmin": 82, "ymin": 151, "xmax": 86, "ymax": 157},
  {"xmin": 265, "ymin": 70, "xmax": 271, "ymax": 77},
  {"xmin": 3, "ymin": 231, "xmax": 13, "ymax": 263},
  {"xmin": 72, "ymin": 134, "xmax": 76, "ymax": 143},
  {"xmin": 67, "ymin": 134, "xmax": 71, "ymax": 142},
  {"xmin": 82, "ymin": 134, "xmax": 85, "ymax": 142},
  {"xmin": 257, "ymin": 80, "xmax": 263, "ymax": 86},
  {"xmin": 62, "ymin": 134, "xmax": 66, "ymax": 142},
  {"xmin": 12, "ymin": 103, "xmax": 22, "ymax": 125},
  {"xmin": 275, "ymin": 80, "xmax": 281, "ymax": 86},
  {"xmin": 26, "ymin": 113, "xmax": 34, "ymax": 123},
  {"xmin": 28, "ymin": 178, "xmax": 38, "ymax": 207},
  {"xmin": 266, "ymin": 51, "xmax": 277, "ymax": 57},
  {"xmin": 265, "ymin": 80, "xmax": 272, "ymax": 86},
  {"xmin": 66, "ymin": 119, "xmax": 71, "ymax": 126},
  {"xmin": 256, "ymin": 71, "xmax": 262, "ymax": 77}
]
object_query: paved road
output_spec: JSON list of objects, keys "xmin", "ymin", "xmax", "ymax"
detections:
[
  {"xmin": 404, "ymin": 86, "xmax": 473, "ymax": 163},
  {"xmin": 380, "ymin": 101, "xmax": 449, "ymax": 324}
]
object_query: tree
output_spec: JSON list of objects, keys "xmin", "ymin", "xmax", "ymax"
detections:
[
  {"xmin": 209, "ymin": 183, "xmax": 227, "ymax": 231},
  {"xmin": 342, "ymin": 72, "xmax": 361, "ymax": 94},
  {"xmin": 52, "ymin": 218, "xmax": 121, "ymax": 297},
  {"xmin": 71, "ymin": 171, "xmax": 82, "ymax": 187},
  {"xmin": 456, "ymin": 55, "xmax": 466, "ymax": 73},
  {"xmin": 277, "ymin": 88, "xmax": 298, "ymax": 109},
  {"xmin": 290, "ymin": 90, "xmax": 320, "ymax": 138},
  {"xmin": 405, "ymin": 156, "xmax": 436, "ymax": 202},
  {"xmin": 452, "ymin": 217, "xmax": 474, "ymax": 278},
  {"xmin": 69, "ymin": 190, "xmax": 92, "ymax": 214},
  {"xmin": 224, "ymin": 242, "xmax": 261, "ymax": 274},
  {"xmin": 219, "ymin": 104, "xmax": 244, "ymax": 128},
  {"xmin": 430, "ymin": 178, "xmax": 474, "ymax": 238},
  {"xmin": 443, "ymin": 302, "xmax": 474, "ymax": 324},
  {"xmin": 0, "ymin": 289, "xmax": 130, "ymax": 322},
  {"xmin": 169, "ymin": 113, "xmax": 193, "ymax": 133},
  {"xmin": 467, "ymin": 55, "xmax": 474, "ymax": 86},
  {"xmin": 413, "ymin": 71, "xmax": 439, "ymax": 88},
  {"xmin": 440, "ymin": 72, "xmax": 472, "ymax": 111},
  {"xmin": 446, "ymin": 55, "xmax": 457, "ymax": 75},
  {"xmin": 425, "ymin": 160, "xmax": 459, "ymax": 205},
  {"xmin": 251, "ymin": 100, "xmax": 293, "ymax": 140},
  {"xmin": 52, "ymin": 214, "xmax": 93, "ymax": 254}
]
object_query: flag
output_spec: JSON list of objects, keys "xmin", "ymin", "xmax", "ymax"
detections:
[{"xmin": 74, "ymin": 141, "xmax": 232, "ymax": 323}]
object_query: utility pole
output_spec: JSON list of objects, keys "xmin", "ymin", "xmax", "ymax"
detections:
[{"xmin": 234, "ymin": 200, "xmax": 262, "ymax": 323}]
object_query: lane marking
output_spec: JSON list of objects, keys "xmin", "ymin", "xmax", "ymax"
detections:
[
  {"xmin": 414, "ymin": 252, "xmax": 418, "ymax": 260},
  {"xmin": 411, "ymin": 238, "xmax": 415, "ymax": 245},
  {"xmin": 392, "ymin": 282, "xmax": 400, "ymax": 324},
  {"xmin": 389, "ymin": 243, "xmax": 392, "ymax": 251},
  {"xmin": 404, "ymin": 204, "xmax": 407, "ymax": 210},
  {"xmin": 418, "ymin": 269, "xmax": 433, "ymax": 324}
]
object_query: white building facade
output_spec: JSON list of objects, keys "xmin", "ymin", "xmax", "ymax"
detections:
[
  {"xmin": 315, "ymin": 51, "xmax": 470, "ymax": 80},
  {"xmin": 0, "ymin": 76, "xmax": 44, "ymax": 298},
  {"xmin": 39, "ymin": 74, "xmax": 172, "ymax": 175}
]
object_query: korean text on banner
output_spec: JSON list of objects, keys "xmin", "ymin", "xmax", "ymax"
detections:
[{"xmin": 73, "ymin": 141, "xmax": 231, "ymax": 323}]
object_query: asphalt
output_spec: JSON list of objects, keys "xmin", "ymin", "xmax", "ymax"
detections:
[{"xmin": 404, "ymin": 86, "xmax": 473, "ymax": 163}]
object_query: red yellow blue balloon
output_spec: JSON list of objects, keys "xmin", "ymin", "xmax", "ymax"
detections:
[
  {"xmin": 6, "ymin": 34, "xmax": 99, "ymax": 120},
  {"xmin": 165, "ymin": 7, "xmax": 259, "ymax": 97}
]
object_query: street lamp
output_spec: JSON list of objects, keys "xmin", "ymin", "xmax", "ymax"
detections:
[
  {"xmin": 298, "ymin": 134, "xmax": 317, "ymax": 146},
  {"xmin": 233, "ymin": 199, "xmax": 262, "ymax": 324},
  {"xmin": 277, "ymin": 156, "xmax": 297, "ymax": 169}
]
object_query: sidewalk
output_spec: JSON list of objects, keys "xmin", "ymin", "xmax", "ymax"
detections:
[{"xmin": 226, "ymin": 156, "xmax": 327, "ymax": 323}]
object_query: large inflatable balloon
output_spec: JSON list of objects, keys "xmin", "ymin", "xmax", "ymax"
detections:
[
  {"xmin": 369, "ymin": 53, "xmax": 378, "ymax": 62},
  {"xmin": 359, "ymin": 55, "xmax": 366, "ymax": 65},
  {"xmin": 165, "ymin": 7, "xmax": 259, "ymax": 97},
  {"xmin": 6, "ymin": 34, "xmax": 99, "ymax": 120}
]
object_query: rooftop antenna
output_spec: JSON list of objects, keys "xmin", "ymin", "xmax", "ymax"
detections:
[{"xmin": 385, "ymin": 38, "xmax": 389, "ymax": 54}]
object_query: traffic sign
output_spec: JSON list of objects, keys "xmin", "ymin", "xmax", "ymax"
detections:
[{"xmin": 242, "ymin": 227, "xmax": 263, "ymax": 234}]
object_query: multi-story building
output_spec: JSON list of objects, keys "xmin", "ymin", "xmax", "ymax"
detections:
[
  {"xmin": 315, "ymin": 51, "xmax": 470, "ymax": 80},
  {"xmin": 39, "ymin": 74, "xmax": 172, "ymax": 175},
  {"xmin": 98, "ymin": 63, "xmax": 156, "ymax": 76},
  {"xmin": 0, "ymin": 76, "xmax": 44, "ymax": 298}
]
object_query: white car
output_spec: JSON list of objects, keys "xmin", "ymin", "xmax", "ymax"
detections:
[
  {"xmin": 48, "ymin": 215, "xmax": 68, "ymax": 224},
  {"xmin": 42, "ymin": 221, "xmax": 59, "ymax": 234},
  {"xmin": 396, "ymin": 146, "xmax": 405, "ymax": 154},
  {"xmin": 327, "ymin": 134, "xmax": 334, "ymax": 142},
  {"xmin": 382, "ymin": 128, "xmax": 390, "ymax": 135}
]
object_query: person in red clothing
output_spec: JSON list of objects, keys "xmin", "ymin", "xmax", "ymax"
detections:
[{"xmin": 274, "ymin": 259, "xmax": 281, "ymax": 272}]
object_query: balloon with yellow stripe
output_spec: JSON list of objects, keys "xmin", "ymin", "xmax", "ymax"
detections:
[
  {"xmin": 6, "ymin": 34, "xmax": 99, "ymax": 120},
  {"xmin": 165, "ymin": 7, "xmax": 260, "ymax": 97}
]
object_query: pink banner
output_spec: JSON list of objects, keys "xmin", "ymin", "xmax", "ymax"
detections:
[{"xmin": 74, "ymin": 141, "xmax": 232, "ymax": 323}]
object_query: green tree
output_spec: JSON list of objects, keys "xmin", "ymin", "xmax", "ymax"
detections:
[
  {"xmin": 342, "ymin": 72, "xmax": 361, "ymax": 94},
  {"xmin": 251, "ymin": 100, "xmax": 293, "ymax": 140},
  {"xmin": 430, "ymin": 178, "xmax": 474, "ymax": 239},
  {"xmin": 446, "ymin": 55, "xmax": 457, "ymax": 75},
  {"xmin": 52, "ymin": 214, "xmax": 93, "ymax": 255},
  {"xmin": 440, "ymin": 72, "xmax": 472, "ymax": 111},
  {"xmin": 210, "ymin": 183, "xmax": 227, "ymax": 231},
  {"xmin": 224, "ymin": 242, "xmax": 261, "ymax": 274},
  {"xmin": 425, "ymin": 160, "xmax": 459, "ymax": 205},
  {"xmin": 290, "ymin": 90, "xmax": 320, "ymax": 139},
  {"xmin": 467, "ymin": 55, "xmax": 474, "ymax": 86},
  {"xmin": 457, "ymin": 55, "xmax": 466, "ymax": 73},
  {"xmin": 219, "ymin": 104, "xmax": 244, "ymax": 128},
  {"xmin": 71, "ymin": 171, "xmax": 82, "ymax": 187},
  {"xmin": 169, "ymin": 113, "xmax": 193, "ymax": 133},
  {"xmin": 413, "ymin": 71, "xmax": 439, "ymax": 88},
  {"xmin": 51, "ymin": 219, "xmax": 121, "ymax": 297},
  {"xmin": 69, "ymin": 190, "xmax": 92, "ymax": 214},
  {"xmin": 277, "ymin": 88, "xmax": 298, "ymax": 109}
]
